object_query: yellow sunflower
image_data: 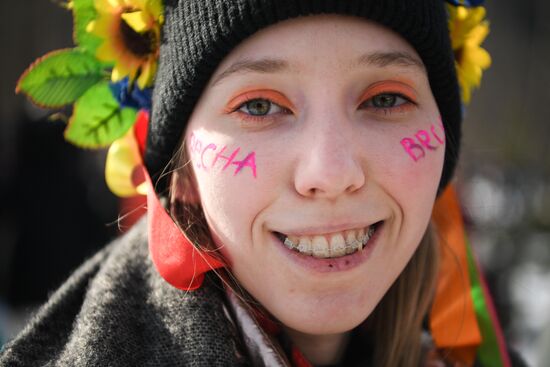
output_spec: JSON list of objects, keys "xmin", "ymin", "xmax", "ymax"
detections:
[
  {"xmin": 87, "ymin": 0, "xmax": 164, "ymax": 89},
  {"xmin": 447, "ymin": 5, "xmax": 491, "ymax": 104}
]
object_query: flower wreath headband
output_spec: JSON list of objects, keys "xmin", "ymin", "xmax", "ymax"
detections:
[{"xmin": 16, "ymin": 1, "xmax": 508, "ymax": 366}]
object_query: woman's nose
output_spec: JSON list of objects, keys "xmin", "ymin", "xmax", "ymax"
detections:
[{"xmin": 293, "ymin": 120, "xmax": 366, "ymax": 200}]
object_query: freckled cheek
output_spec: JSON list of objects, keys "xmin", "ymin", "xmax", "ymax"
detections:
[
  {"xmin": 187, "ymin": 140, "xmax": 282, "ymax": 253},
  {"xmin": 374, "ymin": 136, "xmax": 444, "ymax": 210},
  {"xmin": 197, "ymin": 176, "xmax": 258, "ymax": 263},
  {"xmin": 400, "ymin": 147, "xmax": 443, "ymax": 187},
  {"xmin": 394, "ymin": 123, "xmax": 446, "ymax": 182},
  {"xmin": 192, "ymin": 160, "xmax": 258, "ymax": 217}
]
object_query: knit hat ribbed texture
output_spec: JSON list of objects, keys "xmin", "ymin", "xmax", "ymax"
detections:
[{"xmin": 145, "ymin": 0, "xmax": 462, "ymax": 193}]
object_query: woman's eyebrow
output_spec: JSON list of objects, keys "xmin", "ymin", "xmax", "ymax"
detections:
[
  {"xmin": 211, "ymin": 51, "xmax": 424, "ymax": 86},
  {"xmin": 356, "ymin": 51, "xmax": 425, "ymax": 71},
  {"xmin": 211, "ymin": 58, "xmax": 289, "ymax": 86}
]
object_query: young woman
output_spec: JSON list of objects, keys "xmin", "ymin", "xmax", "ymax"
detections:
[{"xmin": 3, "ymin": 0, "xmax": 520, "ymax": 366}]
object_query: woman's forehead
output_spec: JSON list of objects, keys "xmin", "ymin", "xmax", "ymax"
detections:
[
  {"xmin": 210, "ymin": 14, "xmax": 425, "ymax": 84},
  {"xmin": 211, "ymin": 52, "xmax": 425, "ymax": 88}
]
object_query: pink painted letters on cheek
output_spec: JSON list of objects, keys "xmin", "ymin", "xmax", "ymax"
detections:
[
  {"xmin": 200, "ymin": 144, "xmax": 216, "ymax": 171},
  {"xmin": 431, "ymin": 122, "xmax": 445, "ymax": 145},
  {"xmin": 415, "ymin": 130, "xmax": 437, "ymax": 150},
  {"xmin": 188, "ymin": 133, "xmax": 257, "ymax": 178},
  {"xmin": 400, "ymin": 119, "xmax": 446, "ymax": 162},
  {"xmin": 401, "ymin": 138, "xmax": 425, "ymax": 162},
  {"xmin": 212, "ymin": 146, "xmax": 241, "ymax": 171},
  {"xmin": 233, "ymin": 152, "xmax": 257, "ymax": 178}
]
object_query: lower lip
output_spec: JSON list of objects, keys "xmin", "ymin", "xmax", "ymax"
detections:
[{"xmin": 271, "ymin": 223, "xmax": 383, "ymax": 273}]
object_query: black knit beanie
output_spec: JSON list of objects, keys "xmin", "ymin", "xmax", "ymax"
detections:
[{"xmin": 145, "ymin": 0, "xmax": 462, "ymax": 193}]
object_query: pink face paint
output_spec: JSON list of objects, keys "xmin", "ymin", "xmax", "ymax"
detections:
[
  {"xmin": 431, "ymin": 124, "xmax": 445, "ymax": 145},
  {"xmin": 400, "ymin": 120, "xmax": 445, "ymax": 162},
  {"xmin": 201, "ymin": 143, "xmax": 217, "ymax": 171},
  {"xmin": 190, "ymin": 133, "xmax": 201, "ymax": 155},
  {"xmin": 232, "ymin": 152, "xmax": 257, "ymax": 178},
  {"xmin": 401, "ymin": 137, "xmax": 425, "ymax": 162},
  {"xmin": 195, "ymin": 140, "xmax": 203, "ymax": 155},
  {"xmin": 212, "ymin": 146, "xmax": 241, "ymax": 171},
  {"xmin": 415, "ymin": 130, "xmax": 437, "ymax": 150},
  {"xmin": 188, "ymin": 133, "xmax": 257, "ymax": 178}
]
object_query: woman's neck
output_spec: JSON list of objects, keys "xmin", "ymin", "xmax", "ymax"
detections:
[{"xmin": 284, "ymin": 328, "xmax": 351, "ymax": 366}]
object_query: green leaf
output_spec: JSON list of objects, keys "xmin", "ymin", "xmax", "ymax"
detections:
[
  {"xmin": 72, "ymin": 0, "xmax": 102, "ymax": 55},
  {"xmin": 65, "ymin": 82, "xmax": 137, "ymax": 148},
  {"xmin": 17, "ymin": 49, "xmax": 104, "ymax": 108}
]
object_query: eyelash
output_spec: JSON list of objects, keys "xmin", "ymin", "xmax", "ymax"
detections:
[
  {"xmin": 359, "ymin": 92, "xmax": 417, "ymax": 115},
  {"xmin": 231, "ymin": 98, "xmax": 292, "ymax": 124},
  {"xmin": 228, "ymin": 89, "xmax": 417, "ymax": 124}
]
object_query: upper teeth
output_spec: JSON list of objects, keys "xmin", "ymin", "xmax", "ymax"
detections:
[{"xmin": 282, "ymin": 226, "xmax": 375, "ymax": 258}]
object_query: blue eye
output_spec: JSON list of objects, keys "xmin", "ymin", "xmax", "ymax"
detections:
[
  {"xmin": 362, "ymin": 93, "xmax": 410, "ymax": 109},
  {"xmin": 238, "ymin": 98, "xmax": 286, "ymax": 116}
]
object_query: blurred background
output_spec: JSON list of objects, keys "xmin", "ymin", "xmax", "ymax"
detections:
[{"xmin": 0, "ymin": 0, "xmax": 549, "ymax": 365}]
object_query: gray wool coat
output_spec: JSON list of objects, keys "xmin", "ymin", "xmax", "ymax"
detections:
[
  {"xmin": 0, "ymin": 219, "xmax": 290, "ymax": 367},
  {"xmin": 0, "ymin": 219, "xmax": 527, "ymax": 367}
]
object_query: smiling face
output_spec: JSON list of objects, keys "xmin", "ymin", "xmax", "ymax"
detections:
[{"xmin": 178, "ymin": 15, "xmax": 445, "ymax": 336}]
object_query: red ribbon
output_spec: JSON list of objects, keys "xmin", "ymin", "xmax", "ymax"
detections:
[{"xmin": 146, "ymin": 173, "xmax": 224, "ymax": 290}]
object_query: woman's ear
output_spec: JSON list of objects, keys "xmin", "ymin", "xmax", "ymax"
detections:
[{"xmin": 170, "ymin": 167, "xmax": 201, "ymax": 205}]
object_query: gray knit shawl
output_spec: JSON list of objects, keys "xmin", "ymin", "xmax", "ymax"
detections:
[{"xmin": 0, "ymin": 219, "xmax": 248, "ymax": 366}]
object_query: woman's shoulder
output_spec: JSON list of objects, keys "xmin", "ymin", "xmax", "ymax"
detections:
[{"xmin": 0, "ymin": 219, "xmax": 247, "ymax": 367}]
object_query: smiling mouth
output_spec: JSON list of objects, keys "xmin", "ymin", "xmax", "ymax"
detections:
[{"xmin": 274, "ymin": 221, "xmax": 382, "ymax": 259}]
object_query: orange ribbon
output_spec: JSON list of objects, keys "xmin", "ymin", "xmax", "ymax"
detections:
[{"xmin": 430, "ymin": 185, "xmax": 482, "ymax": 365}]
